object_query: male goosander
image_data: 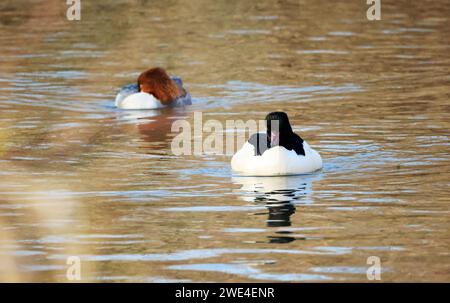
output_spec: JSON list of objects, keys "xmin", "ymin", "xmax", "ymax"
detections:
[{"xmin": 231, "ymin": 112, "xmax": 322, "ymax": 176}]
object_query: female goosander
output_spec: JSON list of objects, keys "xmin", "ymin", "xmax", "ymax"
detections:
[
  {"xmin": 231, "ymin": 112, "xmax": 322, "ymax": 176},
  {"xmin": 115, "ymin": 67, "xmax": 192, "ymax": 110}
]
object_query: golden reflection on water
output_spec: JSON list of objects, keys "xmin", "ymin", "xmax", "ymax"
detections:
[{"xmin": 0, "ymin": 0, "xmax": 449, "ymax": 282}]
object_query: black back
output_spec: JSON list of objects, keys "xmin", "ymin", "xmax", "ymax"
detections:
[{"xmin": 248, "ymin": 112, "xmax": 305, "ymax": 156}]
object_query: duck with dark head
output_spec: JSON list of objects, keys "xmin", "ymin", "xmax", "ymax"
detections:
[{"xmin": 231, "ymin": 111, "xmax": 322, "ymax": 176}]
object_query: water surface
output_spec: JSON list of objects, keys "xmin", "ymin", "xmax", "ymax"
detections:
[{"xmin": 0, "ymin": 0, "xmax": 449, "ymax": 282}]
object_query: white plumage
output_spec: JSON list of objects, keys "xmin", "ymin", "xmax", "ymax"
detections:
[
  {"xmin": 231, "ymin": 140, "xmax": 322, "ymax": 176},
  {"xmin": 115, "ymin": 92, "xmax": 166, "ymax": 110}
]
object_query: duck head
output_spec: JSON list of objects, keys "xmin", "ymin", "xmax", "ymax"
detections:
[
  {"xmin": 137, "ymin": 67, "xmax": 183, "ymax": 105},
  {"xmin": 265, "ymin": 111, "xmax": 294, "ymax": 148}
]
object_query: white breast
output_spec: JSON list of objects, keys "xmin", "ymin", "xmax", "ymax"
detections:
[
  {"xmin": 231, "ymin": 141, "xmax": 322, "ymax": 176},
  {"xmin": 115, "ymin": 92, "xmax": 166, "ymax": 110}
]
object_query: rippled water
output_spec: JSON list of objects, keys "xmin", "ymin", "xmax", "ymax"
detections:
[{"xmin": 0, "ymin": 0, "xmax": 449, "ymax": 282}]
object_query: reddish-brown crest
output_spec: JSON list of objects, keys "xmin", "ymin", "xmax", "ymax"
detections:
[{"xmin": 137, "ymin": 67, "xmax": 182, "ymax": 105}]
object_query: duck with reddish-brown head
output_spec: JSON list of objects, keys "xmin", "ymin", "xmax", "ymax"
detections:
[{"xmin": 115, "ymin": 67, "xmax": 191, "ymax": 109}]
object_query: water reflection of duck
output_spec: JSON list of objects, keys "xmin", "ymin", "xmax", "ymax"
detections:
[
  {"xmin": 136, "ymin": 110, "xmax": 177, "ymax": 143},
  {"xmin": 231, "ymin": 112, "xmax": 322, "ymax": 176},
  {"xmin": 115, "ymin": 67, "xmax": 192, "ymax": 110},
  {"xmin": 232, "ymin": 173, "xmax": 322, "ymax": 242},
  {"xmin": 114, "ymin": 107, "xmax": 188, "ymax": 151}
]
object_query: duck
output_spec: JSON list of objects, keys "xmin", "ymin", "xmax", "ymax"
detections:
[
  {"xmin": 231, "ymin": 112, "xmax": 322, "ymax": 176},
  {"xmin": 115, "ymin": 67, "xmax": 192, "ymax": 110}
]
